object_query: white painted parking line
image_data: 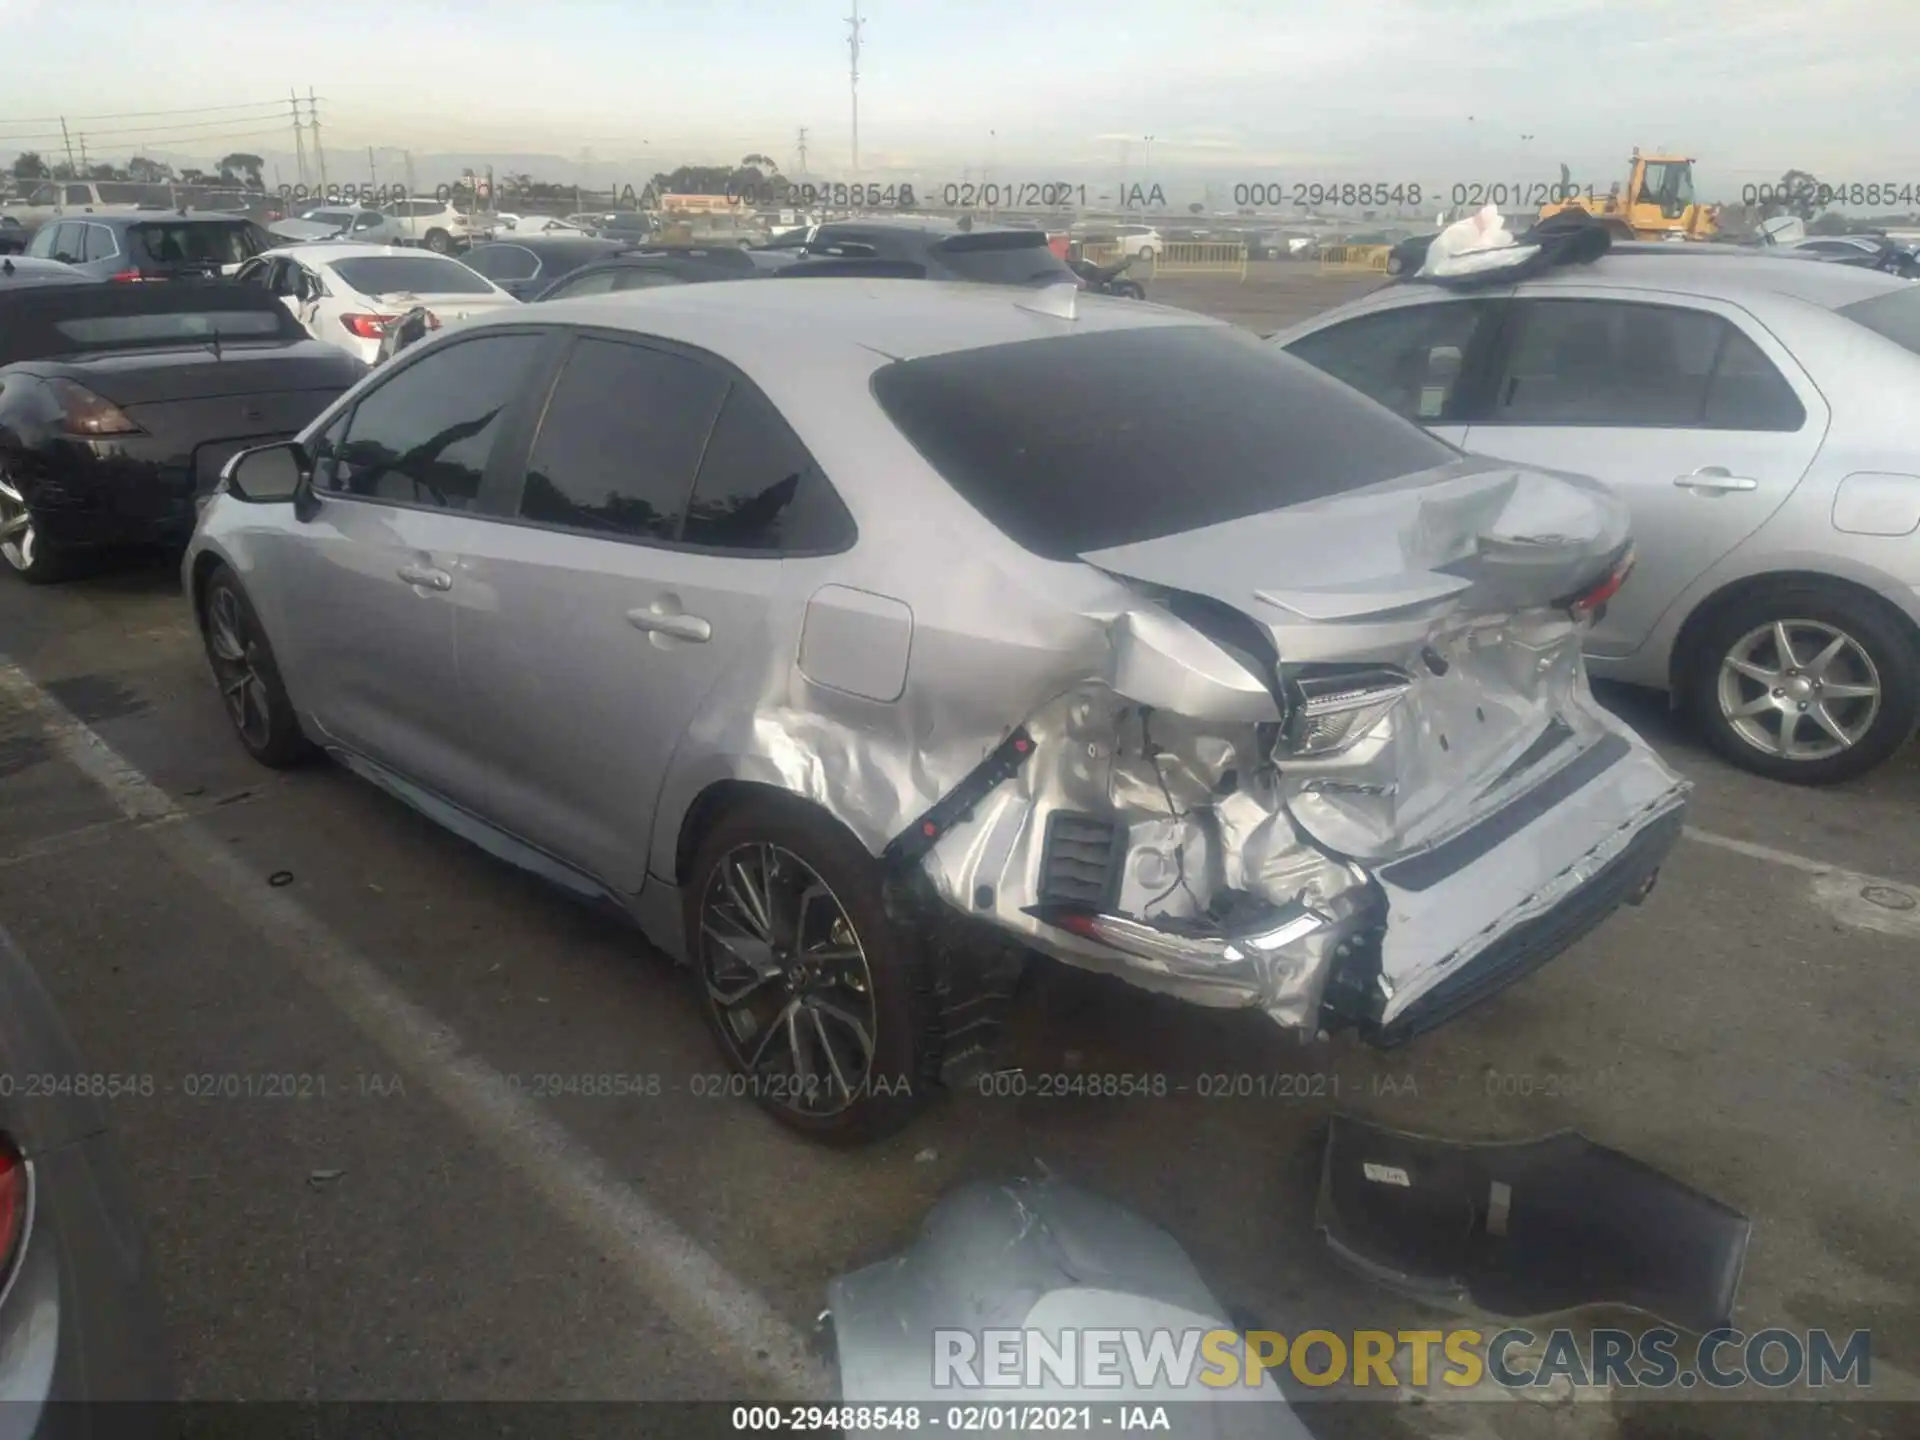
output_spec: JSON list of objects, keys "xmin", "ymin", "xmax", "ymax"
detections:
[
  {"xmin": 0, "ymin": 658, "xmax": 832, "ymax": 1403},
  {"xmin": 1682, "ymin": 825, "xmax": 1920, "ymax": 942}
]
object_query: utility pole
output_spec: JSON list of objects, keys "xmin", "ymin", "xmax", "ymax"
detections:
[
  {"xmin": 59, "ymin": 117, "xmax": 78, "ymax": 178},
  {"xmin": 76, "ymin": 133, "xmax": 90, "ymax": 174},
  {"xmin": 368, "ymin": 145, "xmax": 378, "ymax": 195},
  {"xmin": 796, "ymin": 127, "xmax": 809, "ymax": 179},
  {"xmin": 308, "ymin": 88, "xmax": 327, "ymax": 192},
  {"xmin": 290, "ymin": 90, "xmax": 309, "ymax": 187},
  {"xmin": 845, "ymin": 0, "xmax": 864, "ymax": 175}
]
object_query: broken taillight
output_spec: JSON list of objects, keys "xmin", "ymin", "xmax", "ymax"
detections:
[
  {"xmin": 1280, "ymin": 668, "xmax": 1413, "ymax": 758},
  {"xmin": 1562, "ymin": 546, "xmax": 1637, "ymax": 620}
]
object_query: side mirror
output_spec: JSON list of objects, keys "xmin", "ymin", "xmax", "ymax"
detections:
[{"xmin": 222, "ymin": 441, "xmax": 307, "ymax": 504}]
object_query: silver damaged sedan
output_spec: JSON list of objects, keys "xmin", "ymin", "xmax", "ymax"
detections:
[{"xmin": 185, "ymin": 279, "xmax": 1690, "ymax": 1141}]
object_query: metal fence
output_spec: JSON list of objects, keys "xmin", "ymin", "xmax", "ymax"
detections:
[
  {"xmin": 1152, "ymin": 242, "xmax": 1249, "ymax": 279},
  {"xmin": 1318, "ymin": 243, "xmax": 1392, "ymax": 272}
]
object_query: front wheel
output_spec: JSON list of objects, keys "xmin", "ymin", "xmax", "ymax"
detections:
[
  {"xmin": 684, "ymin": 798, "xmax": 937, "ymax": 1144},
  {"xmin": 423, "ymin": 228, "xmax": 452, "ymax": 254},
  {"xmin": 1683, "ymin": 580, "xmax": 1919, "ymax": 784},
  {"xmin": 1134, "ymin": 246, "xmax": 1155, "ymax": 263},
  {"xmin": 1112, "ymin": 280, "xmax": 1147, "ymax": 299},
  {"xmin": 199, "ymin": 565, "xmax": 314, "ymax": 768}
]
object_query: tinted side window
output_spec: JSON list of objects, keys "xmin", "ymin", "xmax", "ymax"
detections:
[
  {"xmin": 1488, "ymin": 299, "xmax": 1804, "ymax": 431},
  {"xmin": 683, "ymin": 383, "xmax": 855, "ymax": 552},
  {"xmin": 327, "ymin": 333, "xmax": 544, "ymax": 509},
  {"xmin": 466, "ymin": 245, "xmax": 537, "ymax": 282},
  {"xmin": 65, "ymin": 185, "xmax": 92, "ymax": 206},
  {"xmin": 517, "ymin": 337, "xmax": 729, "ymax": 541},
  {"xmin": 1286, "ymin": 301, "xmax": 1496, "ymax": 422},
  {"xmin": 546, "ymin": 269, "xmax": 620, "ymax": 298},
  {"xmin": 80, "ymin": 225, "xmax": 116, "ymax": 263}
]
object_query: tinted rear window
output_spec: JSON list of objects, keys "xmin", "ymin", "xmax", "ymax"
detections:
[
  {"xmin": 131, "ymin": 222, "xmax": 262, "ymax": 265},
  {"xmin": 870, "ymin": 325, "xmax": 1457, "ymax": 559},
  {"xmin": 331, "ymin": 256, "xmax": 495, "ymax": 296},
  {"xmin": 932, "ymin": 231, "xmax": 1073, "ymax": 286},
  {"xmin": 54, "ymin": 310, "xmax": 290, "ymax": 346},
  {"xmin": 1841, "ymin": 286, "xmax": 1920, "ymax": 357}
]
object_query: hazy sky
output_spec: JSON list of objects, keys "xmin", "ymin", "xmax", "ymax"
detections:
[{"xmin": 3, "ymin": 0, "xmax": 1916, "ymax": 192}]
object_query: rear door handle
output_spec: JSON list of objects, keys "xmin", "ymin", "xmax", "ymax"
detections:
[
  {"xmin": 626, "ymin": 609, "xmax": 711, "ymax": 642},
  {"xmin": 396, "ymin": 564, "xmax": 452, "ymax": 591},
  {"xmin": 1674, "ymin": 466, "xmax": 1758, "ymax": 493}
]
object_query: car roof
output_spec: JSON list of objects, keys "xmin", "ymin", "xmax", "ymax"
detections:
[
  {"xmin": 465, "ymin": 275, "xmax": 1212, "ymax": 362},
  {"xmin": 1385, "ymin": 246, "xmax": 1907, "ymax": 312},
  {"xmin": 0, "ymin": 255, "xmax": 102, "ymax": 287},
  {"xmin": 70, "ymin": 211, "xmax": 256, "ymax": 230},
  {"xmin": 471, "ymin": 235, "xmax": 629, "ymax": 256},
  {"xmin": 270, "ymin": 242, "xmax": 464, "ymax": 264},
  {"xmin": 815, "ymin": 215, "xmax": 1033, "ymax": 239}
]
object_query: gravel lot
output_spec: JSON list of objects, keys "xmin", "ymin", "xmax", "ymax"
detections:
[{"xmin": 0, "ymin": 262, "xmax": 1914, "ymax": 1438}]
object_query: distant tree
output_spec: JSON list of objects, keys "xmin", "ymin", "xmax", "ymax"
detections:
[
  {"xmin": 1807, "ymin": 210, "xmax": 1852, "ymax": 235},
  {"xmin": 741, "ymin": 152, "xmax": 779, "ymax": 172},
  {"xmin": 178, "ymin": 167, "xmax": 210, "ymax": 186},
  {"xmin": 10, "ymin": 151, "xmax": 49, "ymax": 180},
  {"xmin": 127, "ymin": 156, "xmax": 173, "ymax": 183},
  {"xmin": 1771, "ymin": 169, "xmax": 1825, "ymax": 221},
  {"xmin": 49, "ymin": 160, "xmax": 76, "ymax": 181},
  {"xmin": 218, "ymin": 153, "xmax": 265, "ymax": 190},
  {"xmin": 88, "ymin": 163, "xmax": 122, "ymax": 180}
]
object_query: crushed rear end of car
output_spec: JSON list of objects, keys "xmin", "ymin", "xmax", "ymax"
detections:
[{"xmin": 871, "ymin": 323, "xmax": 1689, "ymax": 1043}]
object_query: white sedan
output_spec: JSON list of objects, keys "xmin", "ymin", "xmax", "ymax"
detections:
[
  {"xmin": 232, "ymin": 242, "xmax": 520, "ymax": 364},
  {"xmin": 498, "ymin": 214, "xmax": 593, "ymax": 237}
]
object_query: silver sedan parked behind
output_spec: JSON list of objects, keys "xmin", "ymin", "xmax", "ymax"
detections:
[
  {"xmin": 184, "ymin": 280, "xmax": 1687, "ymax": 1142},
  {"xmin": 1270, "ymin": 249, "xmax": 1920, "ymax": 784}
]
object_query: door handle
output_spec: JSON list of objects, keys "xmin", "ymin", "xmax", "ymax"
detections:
[
  {"xmin": 1674, "ymin": 466, "xmax": 1758, "ymax": 493},
  {"xmin": 626, "ymin": 608, "xmax": 711, "ymax": 642},
  {"xmin": 396, "ymin": 564, "xmax": 452, "ymax": 591}
]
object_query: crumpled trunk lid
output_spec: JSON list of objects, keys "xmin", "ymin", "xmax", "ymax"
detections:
[{"xmin": 1082, "ymin": 456, "xmax": 1635, "ymax": 860}]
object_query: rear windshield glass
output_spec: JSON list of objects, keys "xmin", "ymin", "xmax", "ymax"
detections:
[
  {"xmin": 931, "ymin": 232, "xmax": 1073, "ymax": 286},
  {"xmin": 53, "ymin": 311, "xmax": 290, "ymax": 346},
  {"xmin": 601, "ymin": 213, "xmax": 650, "ymax": 232},
  {"xmin": 870, "ymin": 325, "xmax": 1458, "ymax": 558},
  {"xmin": 131, "ymin": 222, "xmax": 263, "ymax": 265},
  {"xmin": 1841, "ymin": 286, "xmax": 1920, "ymax": 357},
  {"xmin": 330, "ymin": 256, "xmax": 494, "ymax": 296}
]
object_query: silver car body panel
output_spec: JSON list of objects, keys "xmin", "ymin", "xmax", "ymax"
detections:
[
  {"xmin": 829, "ymin": 1176, "xmax": 1309, "ymax": 1434},
  {"xmin": 1267, "ymin": 254, "xmax": 1920, "ymax": 693},
  {"xmin": 188, "ymin": 280, "xmax": 1688, "ymax": 1036}
]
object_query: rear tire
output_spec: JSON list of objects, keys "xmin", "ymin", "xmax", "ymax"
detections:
[
  {"xmin": 199, "ymin": 564, "xmax": 315, "ymax": 769},
  {"xmin": 1135, "ymin": 246, "xmax": 1155, "ymax": 263},
  {"xmin": 1682, "ymin": 579, "xmax": 1919, "ymax": 785},
  {"xmin": 683, "ymin": 797, "xmax": 937, "ymax": 1145},
  {"xmin": 1113, "ymin": 281, "xmax": 1147, "ymax": 299},
  {"xmin": 0, "ymin": 473, "xmax": 75, "ymax": 584},
  {"xmin": 423, "ymin": 228, "xmax": 452, "ymax": 254}
]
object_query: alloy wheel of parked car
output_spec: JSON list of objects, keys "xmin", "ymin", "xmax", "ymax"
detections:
[
  {"xmin": 685, "ymin": 799, "xmax": 934, "ymax": 1143},
  {"xmin": 0, "ymin": 472, "xmax": 68, "ymax": 583},
  {"xmin": 1687, "ymin": 581, "xmax": 1920, "ymax": 785},
  {"xmin": 424, "ymin": 229, "xmax": 452, "ymax": 254},
  {"xmin": 200, "ymin": 567, "xmax": 314, "ymax": 768}
]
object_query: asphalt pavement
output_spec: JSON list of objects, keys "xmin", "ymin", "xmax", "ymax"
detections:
[{"xmin": 0, "ymin": 267, "xmax": 1915, "ymax": 1438}]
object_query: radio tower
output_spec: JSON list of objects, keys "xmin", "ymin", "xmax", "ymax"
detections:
[
  {"xmin": 845, "ymin": 1, "xmax": 864, "ymax": 175},
  {"xmin": 796, "ymin": 126, "xmax": 809, "ymax": 179}
]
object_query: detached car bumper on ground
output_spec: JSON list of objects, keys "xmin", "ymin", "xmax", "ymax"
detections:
[{"xmin": 184, "ymin": 281, "xmax": 1687, "ymax": 1140}]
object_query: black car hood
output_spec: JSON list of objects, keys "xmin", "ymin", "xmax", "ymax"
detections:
[{"xmin": 13, "ymin": 339, "xmax": 365, "ymax": 404}]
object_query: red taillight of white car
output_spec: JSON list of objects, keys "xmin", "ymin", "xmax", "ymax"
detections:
[{"xmin": 340, "ymin": 314, "xmax": 396, "ymax": 340}]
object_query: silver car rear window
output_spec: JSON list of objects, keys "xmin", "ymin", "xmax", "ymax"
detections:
[
  {"xmin": 1840, "ymin": 287, "xmax": 1920, "ymax": 357},
  {"xmin": 871, "ymin": 324, "xmax": 1458, "ymax": 560}
]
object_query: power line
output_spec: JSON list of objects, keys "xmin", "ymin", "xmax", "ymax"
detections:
[
  {"xmin": 0, "ymin": 98, "xmax": 322, "ymax": 125},
  {"xmin": 0, "ymin": 107, "xmax": 290, "ymax": 143}
]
